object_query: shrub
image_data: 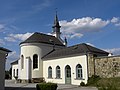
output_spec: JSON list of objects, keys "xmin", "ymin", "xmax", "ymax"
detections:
[
  {"xmin": 5, "ymin": 71, "xmax": 11, "ymax": 79},
  {"xmin": 86, "ymin": 75, "xmax": 101, "ymax": 86},
  {"xmin": 36, "ymin": 82, "xmax": 58, "ymax": 90},
  {"xmin": 98, "ymin": 81, "xmax": 119, "ymax": 90},
  {"xmin": 80, "ymin": 82, "xmax": 86, "ymax": 86},
  {"xmin": 98, "ymin": 85, "xmax": 119, "ymax": 90}
]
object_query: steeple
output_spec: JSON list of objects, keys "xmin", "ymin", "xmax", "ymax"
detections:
[
  {"xmin": 52, "ymin": 11, "xmax": 67, "ymax": 47},
  {"xmin": 53, "ymin": 12, "xmax": 61, "ymax": 28},
  {"xmin": 52, "ymin": 11, "xmax": 61, "ymax": 38}
]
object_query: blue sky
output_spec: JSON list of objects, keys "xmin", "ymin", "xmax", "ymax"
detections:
[{"xmin": 1, "ymin": 0, "xmax": 120, "ymax": 70}]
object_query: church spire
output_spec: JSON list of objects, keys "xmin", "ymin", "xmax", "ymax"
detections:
[
  {"xmin": 53, "ymin": 11, "xmax": 61, "ymax": 28},
  {"xmin": 52, "ymin": 11, "xmax": 61, "ymax": 37},
  {"xmin": 52, "ymin": 11, "xmax": 66, "ymax": 46}
]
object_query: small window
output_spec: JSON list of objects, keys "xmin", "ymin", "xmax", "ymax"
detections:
[
  {"xmin": 16, "ymin": 69, "xmax": 18, "ymax": 77},
  {"xmin": 21, "ymin": 55, "xmax": 24, "ymax": 69},
  {"xmin": 13, "ymin": 69, "xmax": 15, "ymax": 77},
  {"xmin": 76, "ymin": 64, "xmax": 83, "ymax": 79},
  {"xmin": 48, "ymin": 66, "xmax": 52, "ymax": 78},
  {"xmin": 56, "ymin": 66, "xmax": 61, "ymax": 78},
  {"xmin": 33, "ymin": 54, "xmax": 38, "ymax": 69}
]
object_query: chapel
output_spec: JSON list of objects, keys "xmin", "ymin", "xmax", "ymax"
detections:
[{"xmin": 11, "ymin": 14, "xmax": 109, "ymax": 85}]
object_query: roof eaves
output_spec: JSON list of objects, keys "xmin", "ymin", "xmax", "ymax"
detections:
[
  {"xmin": 0, "ymin": 47, "xmax": 11, "ymax": 52},
  {"xmin": 11, "ymin": 60, "xmax": 19, "ymax": 65},
  {"xmin": 42, "ymin": 52, "xmax": 87, "ymax": 60},
  {"xmin": 83, "ymin": 43, "xmax": 109, "ymax": 54},
  {"xmin": 20, "ymin": 41, "xmax": 65, "ymax": 46}
]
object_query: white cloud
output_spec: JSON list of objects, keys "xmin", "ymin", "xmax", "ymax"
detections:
[
  {"xmin": 4, "ymin": 37, "xmax": 16, "ymax": 42},
  {"xmin": 5, "ymin": 32, "xmax": 33, "ymax": 42},
  {"xmin": 0, "ymin": 24, "xmax": 5, "ymax": 32},
  {"xmin": 115, "ymin": 23, "xmax": 120, "ymax": 26},
  {"xmin": 0, "ymin": 24, "xmax": 4, "ymax": 29},
  {"xmin": 70, "ymin": 33, "xmax": 83, "ymax": 39},
  {"xmin": 7, "ymin": 51, "xmax": 19, "ymax": 60},
  {"xmin": 32, "ymin": 0, "xmax": 51, "ymax": 11},
  {"xmin": 0, "ymin": 39, "xmax": 5, "ymax": 45},
  {"xmin": 111, "ymin": 17, "xmax": 119, "ymax": 23},
  {"xmin": 86, "ymin": 43, "xmax": 95, "ymax": 47},
  {"xmin": 47, "ymin": 33, "xmax": 52, "ymax": 35},
  {"xmin": 110, "ymin": 17, "xmax": 120, "ymax": 26},
  {"xmin": 10, "ymin": 33, "xmax": 33, "ymax": 41},
  {"xmin": 60, "ymin": 17, "xmax": 110, "ymax": 39},
  {"xmin": 104, "ymin": 48, "xmax": 120, "ymax": 55},
  {"xmin": 6, "ymin": 51, "xmax": 19, "ymax": 70}
]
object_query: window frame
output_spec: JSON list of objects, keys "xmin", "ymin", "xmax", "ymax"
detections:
[
  {"xmin": 56, "ymin": 66, "xmax": 61, "ymax": 79},
  {"xmin": 21, "ymin": 55, "xmax": 24, "ymax": 69},
  {"xmin": 13, "ymin": 69, "xmax": 15, "ymax": 77},
  {"xmin": 33, "ymin": 54, "xmax": 38, "ymax": 69},
  {"xmin": 48, "ymin": 66, "xmax": 52, "ymax": 78},
  {"xmin": 16, "ymin": 69, "xmax": 18, "ymax": 77},
  {"xmin": 76, "ymin": 64, "xmax": 83, "ymax": 79}
]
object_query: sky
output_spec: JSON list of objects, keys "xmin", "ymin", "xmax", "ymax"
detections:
[{"xmin": 1, "ymin": 0, "xmax": 120, "ymax": 70}]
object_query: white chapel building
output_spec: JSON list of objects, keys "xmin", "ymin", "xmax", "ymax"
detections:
[{"xmin": 11, "ymin": 14, "xmax": 109, "ymax": 85}]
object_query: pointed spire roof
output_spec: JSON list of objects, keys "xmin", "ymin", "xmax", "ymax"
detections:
[
  {"xmin": 52, "ymin": 11, "xmax": 64, "ymax": 44},
  {"xmin": 52, "ymin": 11, "xmax": 61, "ymax": 28}
]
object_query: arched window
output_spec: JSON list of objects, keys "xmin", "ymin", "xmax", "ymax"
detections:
[
  {"xmin": 13, "ymin": 69, "xmax": 15, "ymax": 77},
  {"xmin": 76, "ymin": 64, "xmax": 83, "ymax": 79},
  {"xmin": 16, "ymin": 69, "xmax": 18, "ymax": 77},
  {"xmin": 21, "ymin": 55, "xmax": 24, "ymax": 69},
  {"xmin": 56, "ymin": 66, "xmax": 61, "ymax": 78},
  {"xmin": 48, "ymin": 66, "xmax": 52, "ymax": 78},
  {"xmin": 33, "ymin": 54, "xmax": 38, "ymax": 69}
]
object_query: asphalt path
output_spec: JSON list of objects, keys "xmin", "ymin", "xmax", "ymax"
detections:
[{"xmin": 5, "ymin": 80, "xmax": 98, "ymax": 90}]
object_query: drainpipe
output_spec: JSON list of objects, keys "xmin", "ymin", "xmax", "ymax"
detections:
[
  {"xmin": 86, "ymin": 53, "xmax": 89, "ymax": 82},
  {"xmin": 93, "ymin": 57, "xmax": 96, "ymax": 76}
]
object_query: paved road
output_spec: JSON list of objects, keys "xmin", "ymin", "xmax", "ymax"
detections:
[
  {"xmin": 5, "ymin": 80, "xmax": 98, "ymax": 90},
  {"xmin": 59, "ymin": 87, "xmax": 97, "ymax": 90},
  {"xmin": 5, "ymin": 87, "xmax": 97, "ymax": 90}
]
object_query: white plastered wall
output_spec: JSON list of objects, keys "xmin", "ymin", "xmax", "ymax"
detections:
[
  {"xmin": 19, "ymin": 43, "xmax": 64, "ymax": 80},
  {"xmin": 43, "ymin": 55, "xmax": 88, "ymax": 85},
  {"xmin": 11, "ymin": 64, "xmax": 18, "ymax": 80}
]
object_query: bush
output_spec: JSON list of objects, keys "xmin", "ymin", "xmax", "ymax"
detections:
[
  {"xmin": 86, "ymin": 75, "xmax": 101, "ymax": 86},
  {"xmin": 98, "ymin": 85, "xmax": 119, "ymax": 90},
  {"xmin": 86, "ymin": 76, "xmax": 120, "ymax": 89},
  {"xmin": 5, "ymin": 70, "xmax": 11, "ymax": 79},
  {"xmin": 98, "ymin": 81, "xmax": 119, "ymax": 90},
  {"xmin": 36, "ymin": 82, "xmax": 58, "ymax": 90},
  {"xmin": 80, "ymin": 82, "xmax": 86, "ymax": 86}
]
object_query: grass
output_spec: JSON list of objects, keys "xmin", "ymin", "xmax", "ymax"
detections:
[{"xmin": 86, "ymin": 75, "xmax": 120, "ymax": 90}]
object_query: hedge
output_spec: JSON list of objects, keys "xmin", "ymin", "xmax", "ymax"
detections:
[{"xmin": 36, "ymin": 82, "xmax": 58, "ymax": 90}]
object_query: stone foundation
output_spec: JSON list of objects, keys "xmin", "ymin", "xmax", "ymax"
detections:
[
  {"xmin": 17, "ymin": 79, "xmax": 31, "ymax": 83},
  {"xmin": 17, "ymin": 77, "xmax": 45, "ymax": 83}
]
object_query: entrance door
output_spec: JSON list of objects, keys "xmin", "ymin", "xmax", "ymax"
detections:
[{"xmin": 65, "ymin": 65, "xmax": 71, "ymax": 84}]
